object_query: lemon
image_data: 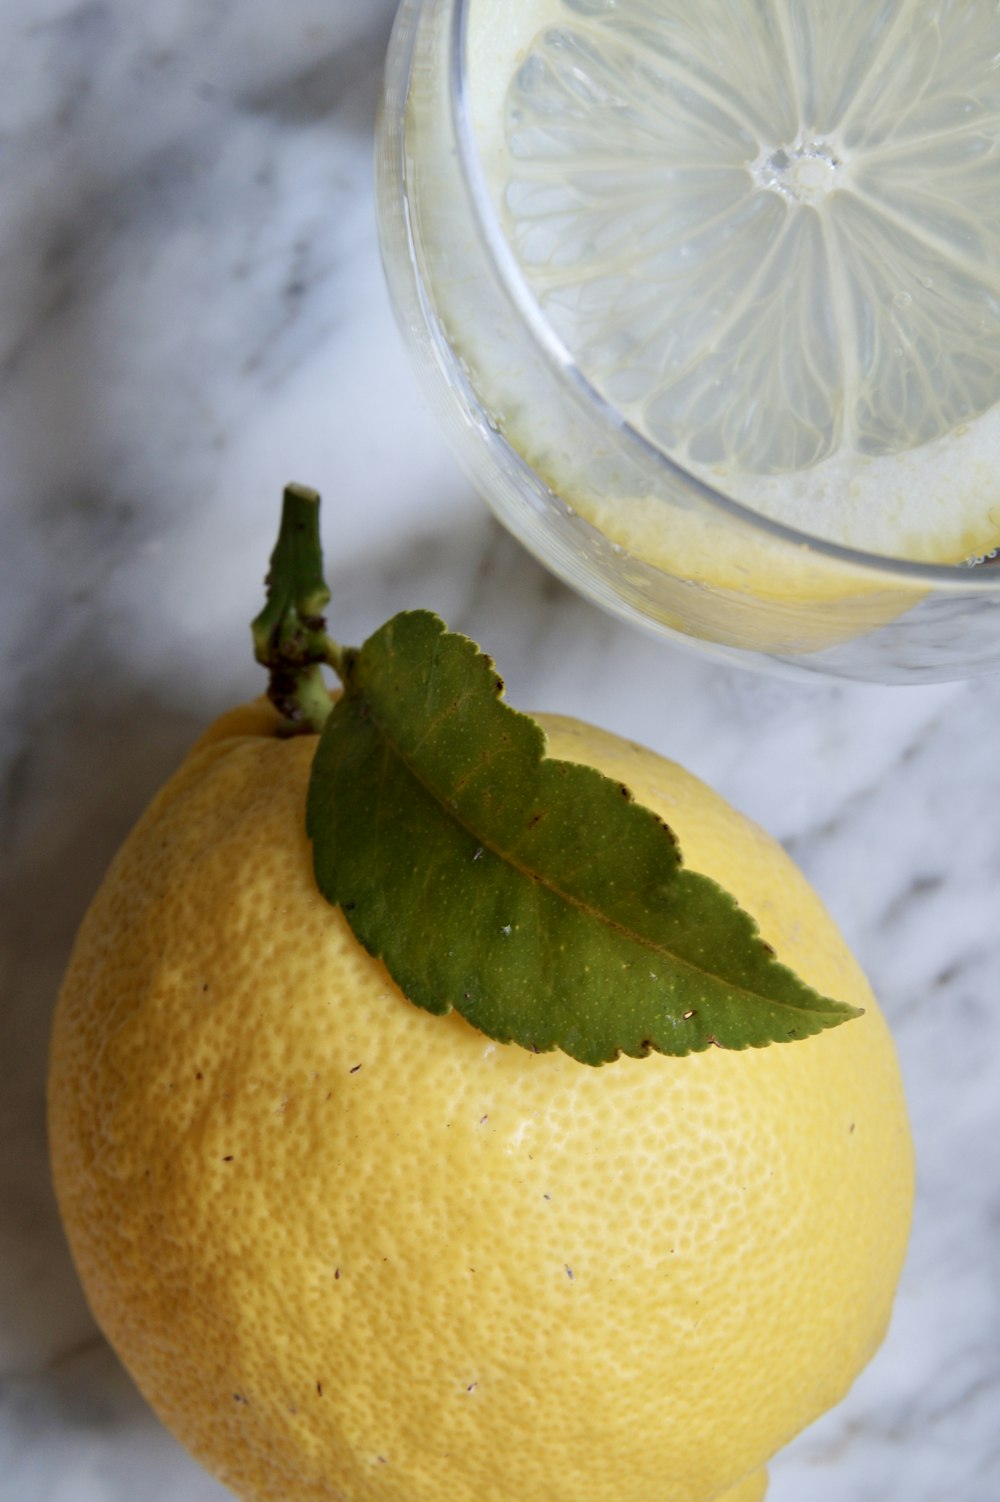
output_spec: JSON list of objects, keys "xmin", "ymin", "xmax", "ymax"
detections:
[
  {"xmin": 466, "ymin": 0, "xmax": 1000, "ymax": 566},
  {"xmin": 49, "ymin": 699, "xmax": 913, "ymax": 1502}
]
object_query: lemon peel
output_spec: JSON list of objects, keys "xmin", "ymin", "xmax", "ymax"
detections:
[{"xmin": 49, "ymin": 702, "xmax": 914, "ymax": 1502}]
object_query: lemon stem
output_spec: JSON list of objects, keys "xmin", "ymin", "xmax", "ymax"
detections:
[{"xmin": 251, "ymin": 484, "xmax": 346, "ymax": 735}]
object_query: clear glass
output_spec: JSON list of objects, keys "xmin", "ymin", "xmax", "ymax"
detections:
[{"xmin": 376, "ymin": 0, "xmax": 1000, "ymax": 683}]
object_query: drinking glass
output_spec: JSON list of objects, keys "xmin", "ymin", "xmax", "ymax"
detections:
[{"xmin": 375, "ymin": 0, "xmax": 1000, "ymax": 683}]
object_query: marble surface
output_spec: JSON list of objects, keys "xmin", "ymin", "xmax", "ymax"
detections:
[{"xmin": 2, "ymin": 2, "xmax": 999, "ymax": 1498}]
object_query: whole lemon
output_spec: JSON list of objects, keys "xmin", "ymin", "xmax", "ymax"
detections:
[{"xmin": 49, "ymin": 700, "xmax": 913, "ymax": 1502}]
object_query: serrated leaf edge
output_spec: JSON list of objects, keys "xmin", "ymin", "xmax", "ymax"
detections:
[{"xmin": 326, "ymin": 615, "xmax": 862, "ymax": 1041}]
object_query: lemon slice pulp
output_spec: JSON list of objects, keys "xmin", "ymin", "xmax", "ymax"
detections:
[{"xmin": 468, "ymin": 0, "xmax": 1000, "ymax": 564}]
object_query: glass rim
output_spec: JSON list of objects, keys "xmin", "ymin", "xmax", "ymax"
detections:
[{"xmin": 446, "ymin": 0, "xmax": 1000, "ymax": 596}]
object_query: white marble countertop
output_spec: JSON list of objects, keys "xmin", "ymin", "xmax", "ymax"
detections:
[{"xmin": 2, "ymin": 2, "xmax": 998, "ymax": 1499}]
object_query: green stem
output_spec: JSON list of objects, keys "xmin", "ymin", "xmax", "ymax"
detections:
[{"xmin": 251, "ymin": 484, "xmax": 344, "ymax": 734}]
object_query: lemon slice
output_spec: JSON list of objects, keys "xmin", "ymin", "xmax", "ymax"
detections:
[{"xmin": 469, "ymin": 0, "xmax": 1000, "ymax": 565}]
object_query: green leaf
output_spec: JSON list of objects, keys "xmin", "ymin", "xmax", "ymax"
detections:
[{"xmin": 306, "ymin": 611, "xmax": 861, "ymax": 1066}]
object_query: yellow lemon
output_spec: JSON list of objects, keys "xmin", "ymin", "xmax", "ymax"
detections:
[{"xmin": 49, "ymin": 700, "xmax": 913, "ymax": 1502}]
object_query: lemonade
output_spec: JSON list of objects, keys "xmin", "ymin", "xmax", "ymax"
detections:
[
  {"xmin": 378, "ymin": 0, "xmax": 1000, "ymax": 675},
  {"xmin": 467, "ymin": 0, "xmax": 1000, "ymax": 564}
]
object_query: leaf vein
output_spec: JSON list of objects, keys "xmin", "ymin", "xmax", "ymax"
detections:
[{"xmin": 357, "ymin": 690, "xmax": 839, "ymax": 1019}]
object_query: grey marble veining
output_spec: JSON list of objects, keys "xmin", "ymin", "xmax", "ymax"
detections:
[{"xmin": 2, "ymin": 2, "xmax": 999, "ymax": 1499}]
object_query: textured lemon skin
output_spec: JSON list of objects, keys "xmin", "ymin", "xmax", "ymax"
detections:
[{"xmin": 49, "ymin": 702, "xmax": 913, "ymax": 1502}]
